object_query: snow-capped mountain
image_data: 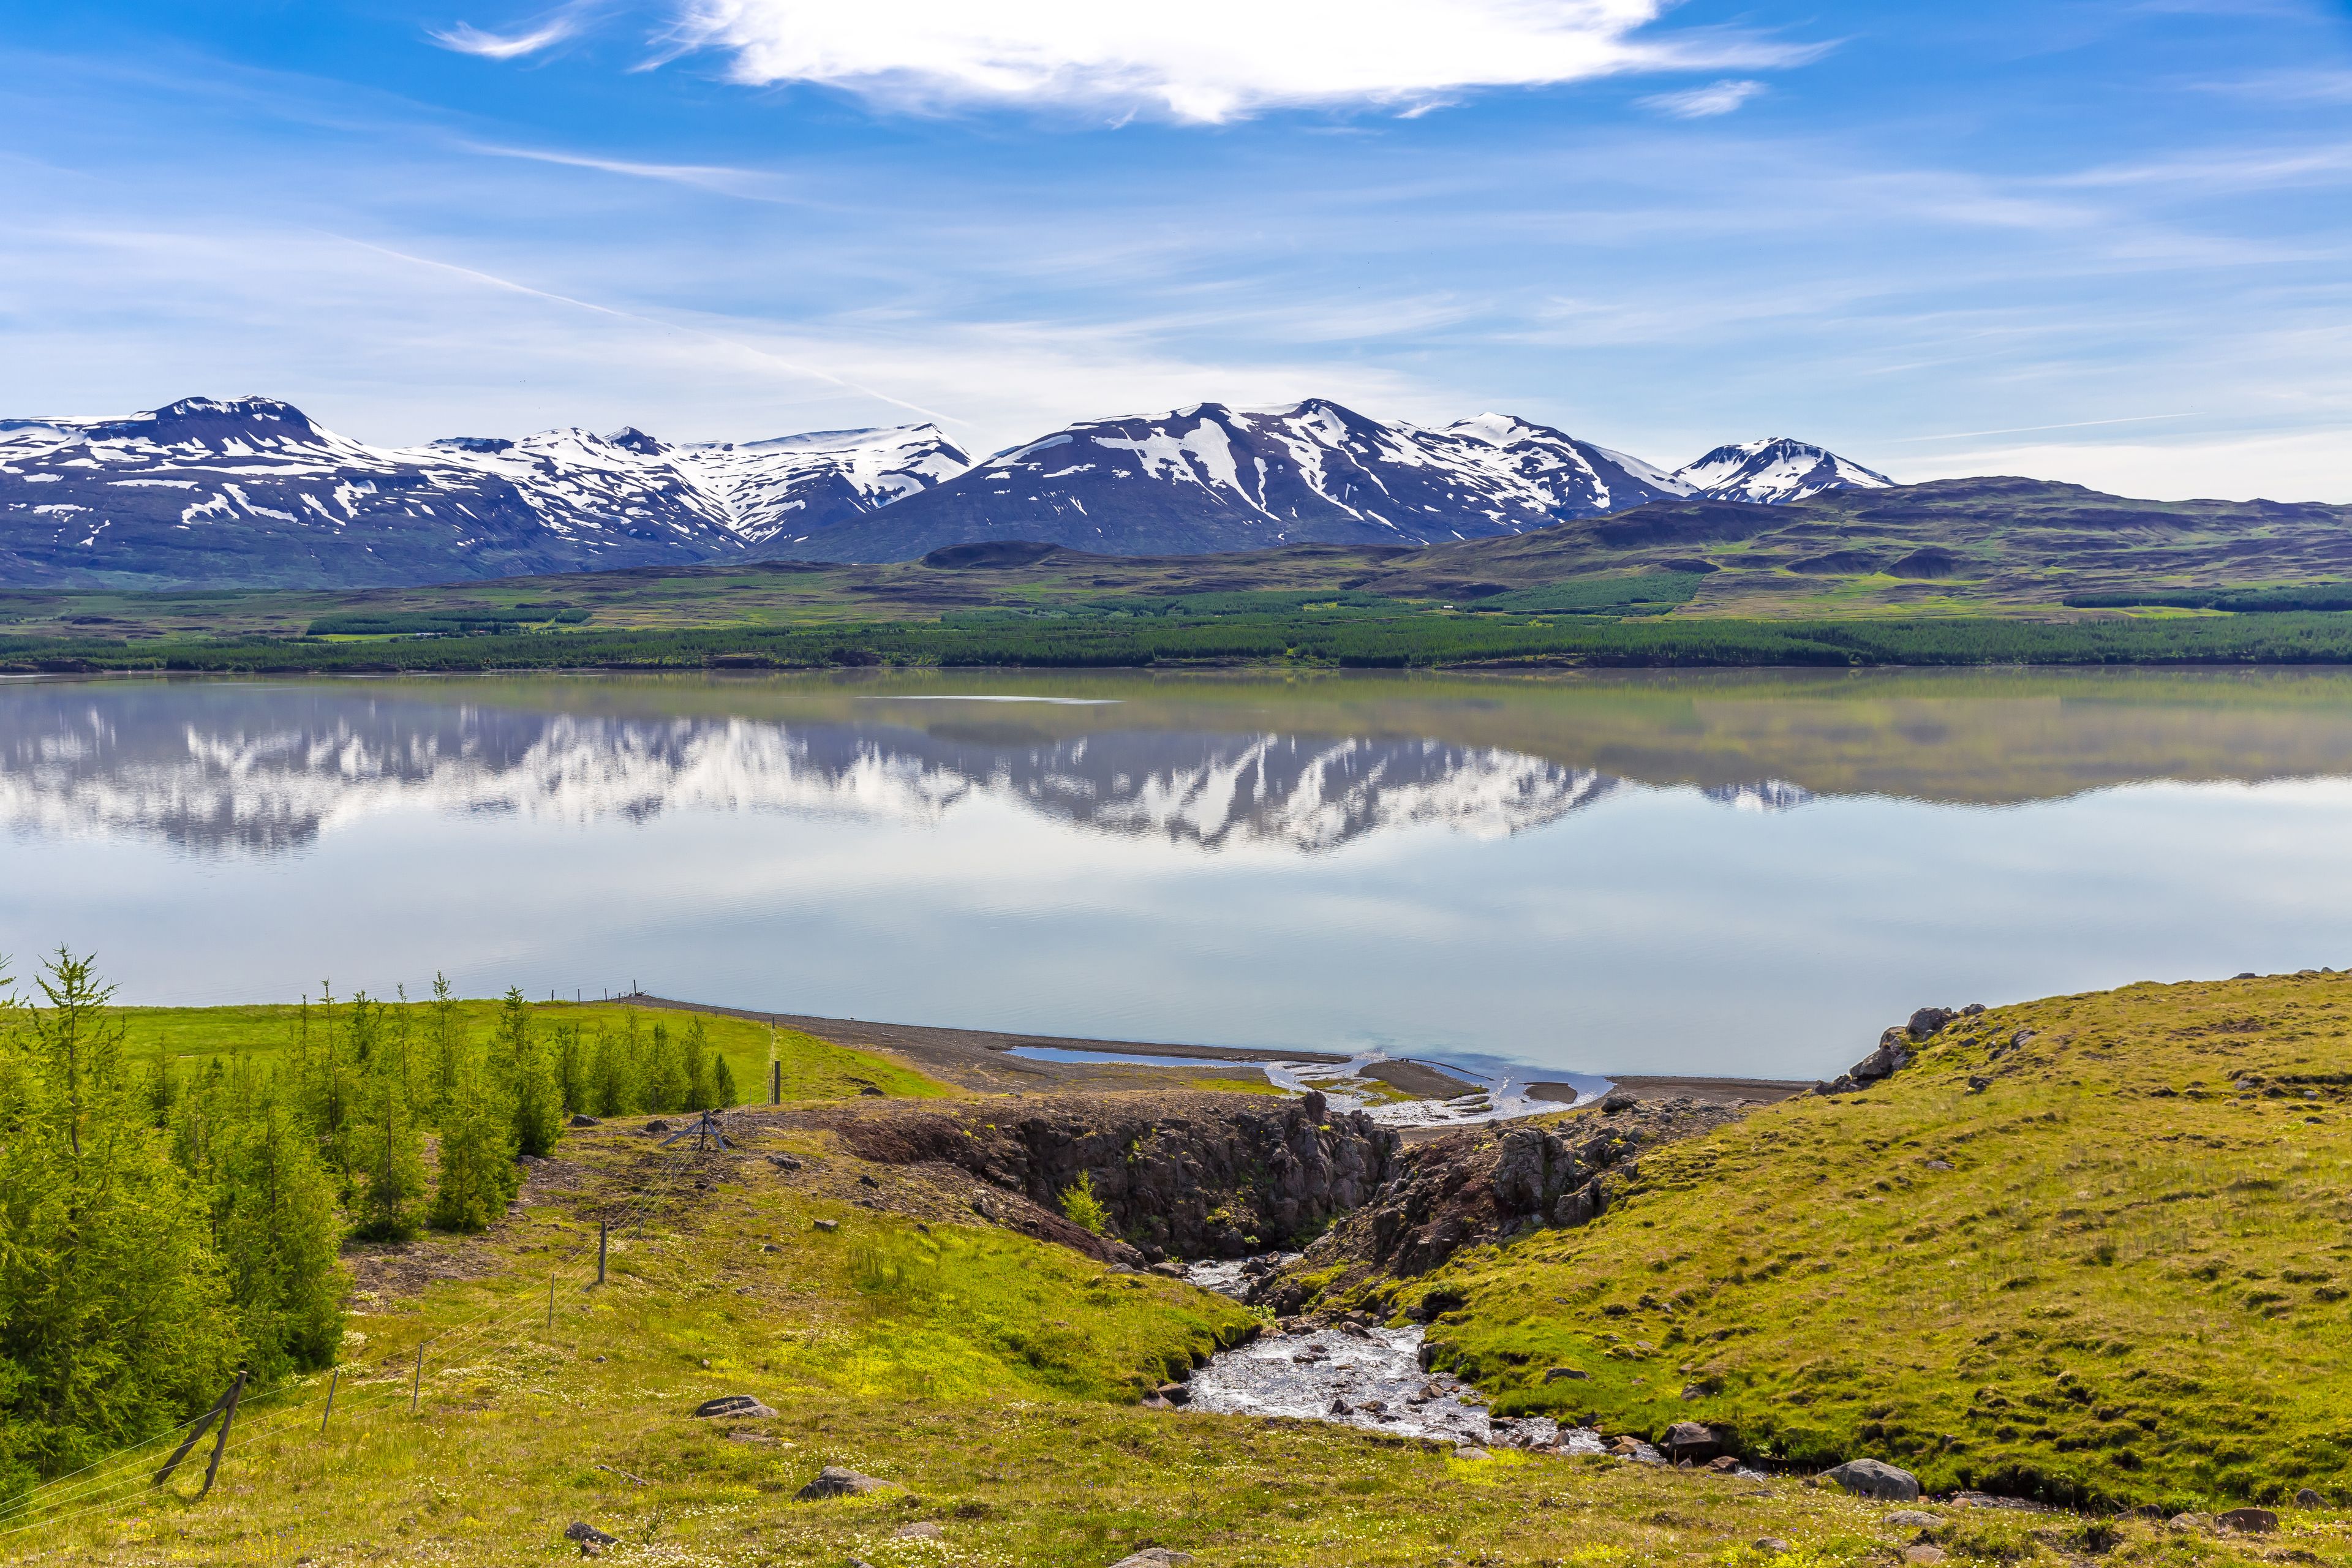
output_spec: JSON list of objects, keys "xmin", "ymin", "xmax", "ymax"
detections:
[
  {"xmin": 0, "ymin": 391, "xmax": 1890, "ymax": 586},
  {"xmin": 0, "ymin": 396, "xmax": 968, "ymax": 588},
  {"xmin": 761, "ymin": 399, "xmax": 1708, "ymax": 562},
  {"xmin": 1674, "ymin": 438, "xmax": 1894, "ymax": 505},
  {"xmin": 761, "ymin": 400, "xmax": 1901, "ymax": 562},
  {"xmin": 674, "ymin": 424, "xmax": 971, "ymax": 545}
]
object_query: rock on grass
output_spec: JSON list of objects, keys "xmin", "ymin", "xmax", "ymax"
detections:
[{"xmin": 1822, "ymin": 1458, "xmax": 1920, "ymax": 1501}]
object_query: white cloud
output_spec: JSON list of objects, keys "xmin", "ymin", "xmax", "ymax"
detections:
[
  {"xmin": 1639, "ymin": 78, "xmax": 1764, "ymax": 119},
  {"xmin": 1905, "ymin": 429, "xmax": 2352, "ymax": 505},
  {"xmin": 664, "ymin": 1, "xmax": 1796, "ymax": 123},
  {"xmin": 431, "ymin": 12, "xmax": 584, "ymax": 60}
]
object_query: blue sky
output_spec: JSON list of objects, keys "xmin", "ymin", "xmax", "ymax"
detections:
[{"xmin": 4, "ymin": 1, "xmax": 2349, "ymax": 499}]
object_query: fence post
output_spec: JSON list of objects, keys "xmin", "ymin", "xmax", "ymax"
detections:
[
  {"xmin": 548, "ymin": 1272, "xmax": 556, "ymax": 1333},
  {"xmin": 320, "ymin": 1367, "xmax": 339, "ymax": 1434},
  {"xmin": 152, "ymin": 1370, "xmax": 246, "ymax": 1491},
  {"xmin": 195, "ymin": 1371, "xmax": 245, "ymax": 1500},
  {"xmin": 411, "ymin": 1346, "xmax": 424, "ymax": 1417},
  {"xmin": 597, "ymin": 1218, "xmax": 608, "ymax": 1287},
  {"xmin": 771, "ymin": 1060, "xmax": 780, "ymax": 1106}
]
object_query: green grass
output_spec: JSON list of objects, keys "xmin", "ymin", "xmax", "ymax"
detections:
[
  {"xmin": 1471, "ymin": 571, "xmax": 1709, "ymax": 615},
  {"xmin": 117, "ymin": 999, "xmax": 952, "ymax": 1107},
  {"xmin": 1357, "ymin": 973, "xmax": 2352, "ymax": 1509},
  {"xmin": 32, "ymin": 606, "xmax": 2352, "ymax": 674},
  {"xmin": 10, "ymin": 1102, "xmax": 2325, "ymax": 1567}
]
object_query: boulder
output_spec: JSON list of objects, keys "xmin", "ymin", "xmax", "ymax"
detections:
[
  {"xmin": 1907, "ymin": 1008, "xmax": 1956, "ymax": 1039},
  {"xmin": 1107, "ymin": 1552, "xmax": 1194, "ymax": 1568},
  {"xmin": 813, "ymin": 1219, "xmax": 840, "ymax": 1233},
  {"xmin": 692, "ymin": 1395, "xmax": 776, "ymax": 1419},
  {"xmin": 1755, "ymin": 1540, "xmax": 1792, "ymax": 1555},
  {"xmin": 568, "ymin": 1114, "xmax": 600, "ymax": 1128},
  {"xmin": 2218, "ymin": 1507, "xmax": 2278, "ymax": 1534},
  {"xmin": 1453, "ymin": 1446, "xmax": 1493, "ymax": 1461},
  {"xmin": 1885, "ymin": 1511, "xmax": 1940, "ymax": 1529},
  {"xmin": 643, "ymin": 1120, "xmax": 670, "ymax": 1135},
  {"xmin": 1822, "ymin": 1458, "xmax": 1920, "ymax": 1501},
  {"xmin": 766, "ymin": 1153, "xmax": 803, "ymax": 1172},
  {"xmin": 794, "ymin": 1466, "xmax": 893, "ymax": 1500},
  {"xmin": 1707, "ymin": 1456, "xmax": 1740, "ymax": 1472},
  {"xmin": 1662, "ymin": 1421, "xmax": 1725, "ymax": 1462},
  {"xmin": 1543, "ymin": 1366, "xmax": 1588, "ymax": 1382},
  {"xmin": 2296, "ymin": 1488, "xmax": 2324, "ymax": 1509},
  {"xmin": 1492, "ymin": 1128, "xmax": 1550, "ymax": 1212},
  {"xmin": 893, "ymin": 1522, "xmax": 945, "ymax": 1540},
  {"xmin": 565, "ymin": 1521, "xmax": 619, "ymax": 1546}
]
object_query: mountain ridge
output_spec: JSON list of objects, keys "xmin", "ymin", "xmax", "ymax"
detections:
[{"xmin": 1, "ymin": 393, "xmax": 1890, "ymax": 587}]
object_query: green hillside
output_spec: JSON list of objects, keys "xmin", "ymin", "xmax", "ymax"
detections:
[{"xmin": 1379, "ymin": 973, "xmax": 2352, "ymax": 1509}]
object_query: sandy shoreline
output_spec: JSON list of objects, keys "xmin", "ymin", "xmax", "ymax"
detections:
[{"xmin": 623, "ymin": 992, "xmax": 1814, "ymax": 1107}]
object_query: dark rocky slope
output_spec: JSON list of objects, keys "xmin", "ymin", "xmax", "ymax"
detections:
[
  {"xmin": 818, "ymin": 1090, "xmax": 1398, "ymax": 1262},
  {"xmin": 1255, "ymin": 1095, "xmax": 1749, "ymax": 1315}
]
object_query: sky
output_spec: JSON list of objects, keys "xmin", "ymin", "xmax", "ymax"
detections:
[{"xmin": 2, "ymin": 1, "xmax": 2349, "ymax": 500}]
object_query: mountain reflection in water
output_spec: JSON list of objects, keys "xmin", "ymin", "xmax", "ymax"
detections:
[
  {"xmin": 8, "ymin": 670, "xmax": 2352, "ymax": 1080},
  {"xmin": 0, "ymin": 685, "xmax": 1811, "ymax": 858}
]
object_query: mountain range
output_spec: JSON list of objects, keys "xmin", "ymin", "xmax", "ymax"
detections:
[{"xmin": 0, "ymin": 394, "xmax": 1890, "ymax": 589}]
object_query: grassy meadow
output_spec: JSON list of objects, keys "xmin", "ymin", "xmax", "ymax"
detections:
[
  {"xmin": 1349, "ymin": 973, "xmax": 2352, "ymax": 1510},
  {"xmin": 9, "ymin": 1083, "xmax": 2330, "ymax": 1568}
]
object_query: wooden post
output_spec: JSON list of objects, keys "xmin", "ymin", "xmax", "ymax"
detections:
[
  {"xmin": 771, "ymin": 1060, "xmax": 780, "ymax": 1106},
  {"xmin": 195, "ymin": 1372, "xmax": 244, "ymax": 1501},
  {"xmin": 152, "ymin": 1370, "xmax": 246, "ymax": 1491},
  {"xmin": 410, "ymin": 1345, "xmax": 424, "ymax": 1416},
  {"xmin": 320, "ymin": 1367, "xmax": 339, "ymax": 1433},
  {"xmin": 597, "ymin": 1218, "xmax": 608, "ymax": 1287}
]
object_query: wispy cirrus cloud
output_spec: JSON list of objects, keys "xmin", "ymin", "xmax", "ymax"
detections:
[
  {"xmin": 430, "ymin": 6, "xmax": 590, "ymax": 61},
  {"xmin": 1639, "ymin": 78, "xmax": 1765, "ymax": 118},
  {"xmin": 455, "ymin": 140, "xmax": 805, "ymax": 201},
  {"xmin": 660, "ymin": 1, "xmax": 1816, "ymax": 123}
]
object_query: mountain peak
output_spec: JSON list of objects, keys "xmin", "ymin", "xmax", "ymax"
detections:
[
  {"xmin": 111, "ymin": 395, "xmax": 326, "ymax": 449},
  {"xmin": 1675, "ymin": 437, "xmax": 1893, "ymax": 505},
  {"xmin": 603, "ymin": 426, "xmax": 666, "ymax": 456}
]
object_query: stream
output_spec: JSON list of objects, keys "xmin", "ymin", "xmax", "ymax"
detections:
[{"xmin": 1181, "ymin": 1262, "xmax": 1642, "ymax": 1457}]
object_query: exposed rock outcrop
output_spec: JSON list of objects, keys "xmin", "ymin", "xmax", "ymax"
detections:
[
  {"xmin": 827, "ymin": 1090, "xmax": 1398, "ymax": 1261},
  {"xmin": 1255, "ymin": 1096, "xmax": 1744, "ymax": 1311},
  {"xmin": 1813, "ymin": 1005, "xmax": 1970, "ymax": 1096}
]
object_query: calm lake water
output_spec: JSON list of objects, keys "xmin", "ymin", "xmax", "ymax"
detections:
[{"xmin": 5, "ymin": 668, "xmax": 2352, "ymax": 1082}]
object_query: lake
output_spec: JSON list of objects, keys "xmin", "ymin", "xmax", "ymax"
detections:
[{"xmin": 5, "ymin": 667, "xmax": 2351, "ymax": 1082}]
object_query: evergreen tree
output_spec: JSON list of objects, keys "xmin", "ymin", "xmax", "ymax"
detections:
[
  {"xmin": 0, "ymin": 953, "xmax": 240, "ymax": 1490},
  {"xmin": 211, "ymin": 1086, "xmax": 346, "ymax": 1381},
  {"xmin": 299, "ymin": 983, "xmax": 358, "ymax": 1181},
  {"xmin": 710, "ymin": 1052, "xmax": 739, "ymax": 1109},
  {"xmin": 429, "ymin": 1044, "xmax": 516, "ymax": 1233},
  {"xmin": 644, "ymin": 1019, "xmax": 686, "ymax": 1113},
  {"xmin": 26, "ymin": 948, "xmax": 125, "ymax": 1157},
  {"xmin": 428, "ymin": 972, "xmax": 463, "ymax": 1125},
  {"xmin": 497, "ymin": 989, "xmax": 563, "ymax": 1158},
  {"xmin": 555, "ymin": 1022, "xmax": 586, "ymax": 1114},
  {"xmin": 589, "ymin": 1022, "xmax": 638, "ymax": 1117},
  {"xmin": 682, "ymin": 1018, "xmax": 712, "ymax": 1110},
  {"xmin": 349, "ymin": 995, "xmax": 426, "ymax": 1241}
]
